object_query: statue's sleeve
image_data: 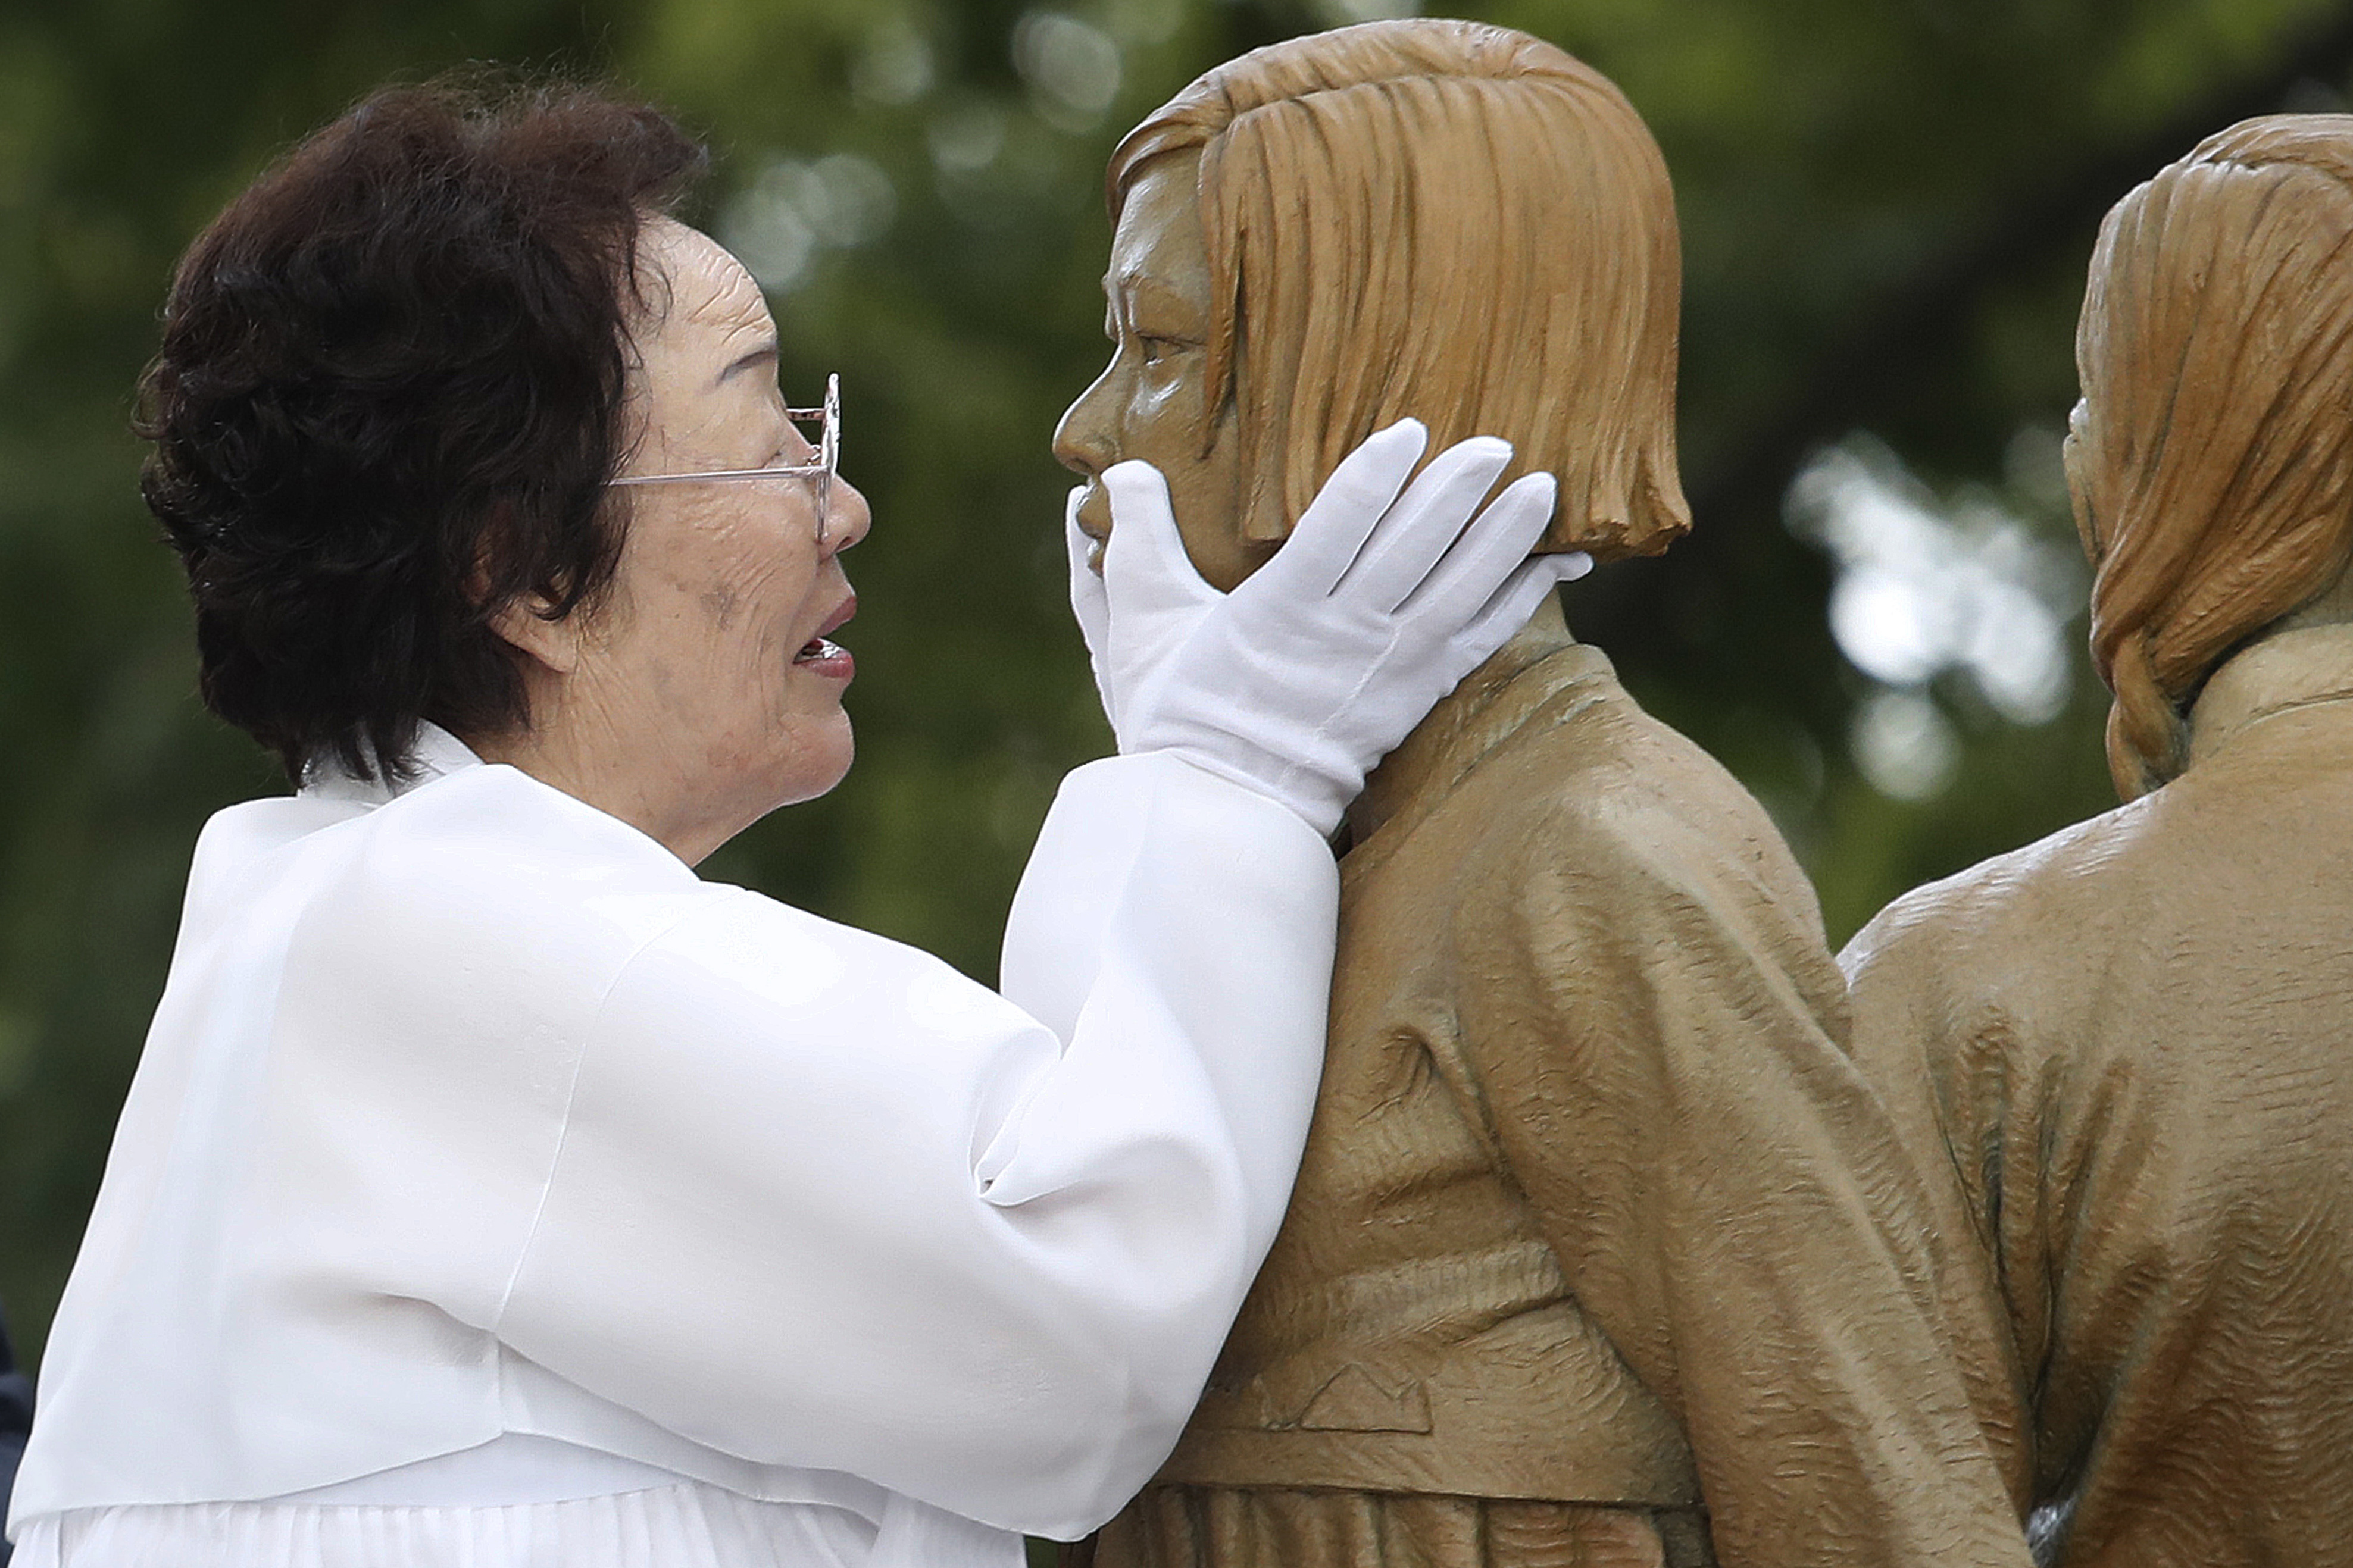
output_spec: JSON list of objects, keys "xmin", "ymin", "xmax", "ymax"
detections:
[
  {"xmin": 1452, "ymin": 813, "xmax": 2031, "ymax": 1568},
  {"xmin": 1840, "ymin": 894, "xmax": 2044, "ymax": 1513},
  {"xmin": 1841, "ymin": 874, "xmax": 2271, "ymax": 1550}
]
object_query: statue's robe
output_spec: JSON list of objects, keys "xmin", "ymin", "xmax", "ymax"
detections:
[
  {"xmin": 1088, "ymin": 625, "xmax": 2027, "ymax": 1568},
  {"xmin": 1841, "ymin": 625, "xmax": 2353, "ymax": 1568}
]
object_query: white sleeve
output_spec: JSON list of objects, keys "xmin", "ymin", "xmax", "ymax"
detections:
[{"xmin": 495, "ymin": 752, "xmax": 1335, "ymax": 1538}]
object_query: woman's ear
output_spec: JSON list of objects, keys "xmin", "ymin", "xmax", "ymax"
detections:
[
  {"xmin": 470, "ymin": 506, "xmax": 589, "ymax": 676},
  {"xmin": 486, "ymin": 591, "xmax": 585, "ymax": 676}
]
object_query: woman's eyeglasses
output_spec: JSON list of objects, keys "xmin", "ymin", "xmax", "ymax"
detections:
[{"xmin": 611, "ymin": 373, "xmax": 840, "ymax": 548}]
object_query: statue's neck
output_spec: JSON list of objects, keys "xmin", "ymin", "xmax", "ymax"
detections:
[
  {"xmin": 1347, "ymin": 594, "xmax": 1576, "ymax": 842},
  {"xmin": 2180, "ymin": 561, "xmax": 2353, "ymax": 768},
  {"xmin": 2186, "ymin": 622, "xmax": 2353, "ymax": 769}
]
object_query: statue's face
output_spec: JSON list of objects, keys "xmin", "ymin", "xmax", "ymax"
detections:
[{"xmin": 1054, "ymin": 151, "xmax": 1267, "ymax": 591}]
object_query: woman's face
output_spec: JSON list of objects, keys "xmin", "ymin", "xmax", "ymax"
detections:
[
  {"xmin": 533, "ymin": 218, "xmax": 870, "ymax": 858},
  {"xmin": 1054, "ymin": 151, "xmax": 1264, "ymax": 592}
]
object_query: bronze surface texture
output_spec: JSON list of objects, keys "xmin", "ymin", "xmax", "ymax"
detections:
[
  {"xmin": 1840, "ymin": 112, "xmax": 2353, "ymax": 1568},
  {"xmin": 1061, "ymin": 19, "xmax": 2032, "ymax": 1566},
  {"xmin": 1090, "ymin": 627, "xmax": 2026, "ymax": 1568}
]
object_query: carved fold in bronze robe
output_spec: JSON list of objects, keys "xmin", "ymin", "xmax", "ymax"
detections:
[
  {"xmin": 1089, "ymin": 629, "xmax": 2028, "ymax": 1568},
  {"xmin": 1842, "ymin": 625, "xmax": 2353, "ymax": 1568}
]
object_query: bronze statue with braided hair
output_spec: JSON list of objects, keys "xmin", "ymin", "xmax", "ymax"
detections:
[
  {"xmin": 1056, "ymin": 20, "xmax": 2032, "ymax": 1568},
  {"xmin": 1844, "ymin": 114, "xmax": 2353, "ymax": 1568}
]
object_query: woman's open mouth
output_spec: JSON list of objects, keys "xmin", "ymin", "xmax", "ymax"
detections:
[
  {"xmin": 793, "ymin": 596, "xmax": 857, "ymax": 677},
  {"xmin": 793, "ymin": 635, "xmax": 846, "ymax": 665}
]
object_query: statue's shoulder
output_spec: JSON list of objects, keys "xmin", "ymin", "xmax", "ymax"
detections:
[
  {"xmin": 1420, "ymin": 674, "xmax": 1855, "ymax": 1073},
  {"xmin": 1474, "ymin": 671, "xmax": 1821, "ymax": 922},
  {"xmin": 1425, "ymin": 673, "xmax": 1844, "ymax": 1032},
  {"xmin": 1833, "ymin": 799, "xmax": 2184, "ymax": 1111},
  {"xmin": 1843, "ymin": 795, "xmax": 2155, "ymax": 992}
]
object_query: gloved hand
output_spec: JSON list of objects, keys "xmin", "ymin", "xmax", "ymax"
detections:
[
  {"xmin": 1064, "ymin": 482, "xmax": 1220, "ymax": 738},
  {"xmin": 1067, "ymin": 418, "xmax": 1593, "ymax": 836}
]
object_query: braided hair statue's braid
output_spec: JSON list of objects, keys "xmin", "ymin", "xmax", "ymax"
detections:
[{"xmin": 2074, "ymin": 115, "xmax": 2353, "ymax": 800}]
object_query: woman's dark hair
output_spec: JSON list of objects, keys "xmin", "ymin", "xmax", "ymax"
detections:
[{"xmin": 139, "ymin": 76, "xmax": 708, "ymax": 782}]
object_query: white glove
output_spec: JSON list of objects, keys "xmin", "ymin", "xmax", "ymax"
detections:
[
  {"xmin": 1064, "ymin": 481, "xmax": 1229, "ymax": 738},
  {"xmin": 1067, "ymin": 419, "xmax": 1593, "ymax": 835}
]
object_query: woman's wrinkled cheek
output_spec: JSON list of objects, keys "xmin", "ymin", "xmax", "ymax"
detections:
[{"xmin": 698, "ymin": 584, "xmax": 741, "ymax": 629}]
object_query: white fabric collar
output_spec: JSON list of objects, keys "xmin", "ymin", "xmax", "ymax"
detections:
[{"xmin": 298, "ymin": 720, "xmax": 484, "ymax": 806}]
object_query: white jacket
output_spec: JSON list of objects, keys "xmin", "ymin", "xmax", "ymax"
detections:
[{"xmin": 8, "ymin": 727, "xmax": 1335, "ymax": 1561}]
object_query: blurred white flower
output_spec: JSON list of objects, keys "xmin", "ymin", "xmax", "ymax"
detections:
[
  {"xmin": 928, "ymin": 101, "xmax": 1008, "ymax": 176},
  {"xmin": 721, "ymin": 154, "xmax": 897, "ymax": 294},
  {"xmin": 1014, "ymin": 11, "xmax": 1121, "ymax": 130},
  {"xmin": 1791, "ymin": 433, "xmax": 2081, "ymax": 728},
  {"xmin": 854, "ymin": 22, "xmax": 935, "ymax": 107},
  {"xmin": 721, "ymin": 183, "xmax": 814, "ymax": 294},
  {"xmin": 1851, "ymin": 688, "xmax": 1960, "ymax": 802},
  {"xmin": 807, "ymin": 154, "xmax": 896, "ymax": 246}
]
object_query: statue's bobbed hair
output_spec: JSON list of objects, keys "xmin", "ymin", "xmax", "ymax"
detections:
[
  {"xmin": 2075, "ymin": 114, "xmax": 2353, "ymax": 799},
  {"xmin": 1106, "ymin": 19, "xmax": 1689, "ymax": 562}
]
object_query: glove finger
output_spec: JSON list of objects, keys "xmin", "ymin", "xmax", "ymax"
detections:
[
  {"xmin": 1397, "ymin": 470, "xmax": 1558, "ymax": 620},
  {"xmin": 1446, "ymin": 550, "xmax": 1589, "ymax": 672},
  {"xmin": 1102, "ymin": 458, "xmax": 1223, "ymax": 624},
  {"xmin": 1335, "ymin": 436, "xmax": 1515, "ymax": 612},
  {"xmin": 1260, "ymin": 418, "xmax": 1429, "ymax": 600},
  {"xmin": 1065, "ymin": 488, "xmax": 1115, "ymax": 724},
  {"xmin": 1066, "ymin": 486, "xmax": 1111, "ymax": 643}
]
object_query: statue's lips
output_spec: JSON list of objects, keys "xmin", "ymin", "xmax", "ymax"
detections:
[{"xmin": 1076, "ymin": 483, "xmax": 1112, "ymax": 575}]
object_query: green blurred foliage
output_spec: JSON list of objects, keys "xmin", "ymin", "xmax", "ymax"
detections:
[{"xmin": 0, "ymin": 0, "xmax": 2348, "ymax": 1362}]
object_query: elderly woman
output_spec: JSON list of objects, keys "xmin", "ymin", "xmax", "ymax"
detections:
[
  {"xmin": 1841, "ymin": 115, "xmax": 2353, "ymax": 1566},
  {"xmin": 2, "ymin": 83, "xmax": 1570, "ymax": 1568}
]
